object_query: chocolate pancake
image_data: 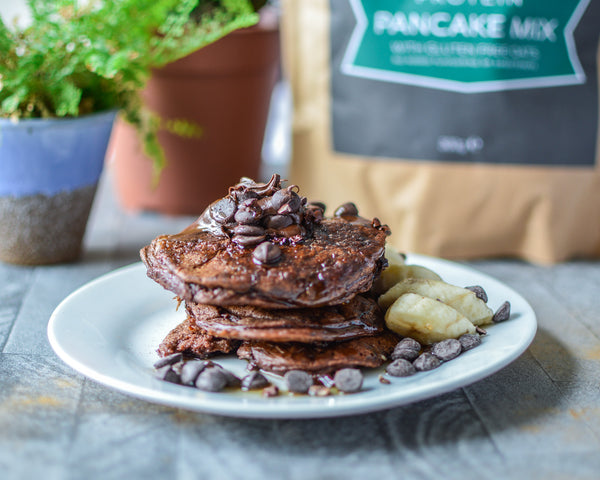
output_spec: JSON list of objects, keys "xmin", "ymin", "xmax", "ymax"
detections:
[
  {"xmin": 237, "ymin": 332, "xmax": 399, "ymax": 374},
  {"xmin": 142, "ymin": 216, "xmax": 388, "ymax": 309},
  {"xmin": 157, "ymin": 316, "xmax": 240, "ymax": 358},
  {"xmin": 141, "ymin": 175, "xmax": 390, "ymax": 309},
  {"xmin": 186, "ymin": 295, "xmax": 384, "ymax": 343}
]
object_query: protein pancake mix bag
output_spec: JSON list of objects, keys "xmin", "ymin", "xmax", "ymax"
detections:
[{"xmin": 281, "ymin": 0, "xmax": 600, "ymax": 263}]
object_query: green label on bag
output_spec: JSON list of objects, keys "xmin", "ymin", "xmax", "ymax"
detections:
[
  {"xmin": 342, "ymin": 0, "xmax": 589, "ymax": 92},
  {"xmin": 330, "ymin": 0, "xmax": 598, "ymax": 166}
]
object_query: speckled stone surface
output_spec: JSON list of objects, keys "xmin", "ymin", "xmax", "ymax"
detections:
[{"xmin": 1, "ymin": 169, "xmax": 600, "ymax": 480}]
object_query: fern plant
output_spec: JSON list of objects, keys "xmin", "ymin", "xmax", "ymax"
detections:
[{"xmin": 0, "ymin": 0, "xmax": 260, "ymax": 176}]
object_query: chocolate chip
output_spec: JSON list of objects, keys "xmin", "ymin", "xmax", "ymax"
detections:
[
  {"xmin": 413, "ymin": 353, "xmax": 441, "ymax": 372},
  {"xmin": 287, "ymin": 192, "xmax": 302, "ymax": 212},
  {"xmin": 195, "ymin": 367, "xmax": 228, "ymax": 392},
  {"xmin": 210, "ymin": 197, "xmax": 237, "ymax": 224},
  {"xmin": 492, "ymin": 301, "xmax": 511, "ymax": 323},
  {"xmin": 305, "ymin": 205, "xmax": 324, "ymax": 223},
  {"xmin": 459, "ymin": 333, "xmax": 482, "ymax": 351},
  {"xmin": 386, "ymin": 359, "xmax": 416, "ymax": 377},
  {"xmin": 265, "ymin": 214, "xmax": 293, "ymax": 230},
  {"xmin": 155, "ymin": 365, "xmax": 181, "ymax": 384},
  {"xmin": 270, "ymin": 189, "xmax": 291, "ymax": 211},
  {"xmin": 432, "ymin": 339, "xmax": 462, "ymax": 361},
  {"xmin": 212, "ymin": 364, "xmax": 241, "ymax": 388},
  {"xmin": 171, "ymin": 360, "xmax": 185, "ymax": 375},
  {"xmin": 465, "ymin": 285, "xmax": 488, "ymax": 303},
  {"xmin": 233, "ymin": 224, "xmax": 265, "ymax": 236},
  {"xmin": 333, "ymin": 368, "xmax": 363, "ymax": 393},
  {"xmin": 241, "ymin": 372, "xmax": 270, "ymax": 391},
  {"xmin": 334, "ymin": 202, "xmax": 358, "ymax": 217},
  {"xmin": 234, "ymin": 205, "xmax": 262, "ymax": 225},
  {"xmin": 180, "ymin": 360, "xmax": 211, "ymax": 385},
  {"xmin": 232, "ymin": 234, "xmax": 266, "ymax": 247},
  {"xmin": 240, "ymin": 197, "xmax": 259, "ymax": 208},
  {"xmin": 276, "ymin": 191, "xmax": 303, "ymax": 215},
  {"xmin": 253, "ymin": 241, "xmax": 282, "ymax": 265},
  {"xmin": 256, "ymin": 196, "xmax": 276, "ymax": 215},
  {"xmin": 153, "ymin": 353, "xmax": 183, "ymax": 369},
  {"xmin": 391, "ymin": 337, "xmax": 422, "ymax": 361},
  {"xmin": 308, "ymin": 201, "xmax": 326, "ymax": 212},
  {"xmin": 277, "ymin": 203, "xmax": 295, "ymax": 215},
  {"xmin": 288, "ymin": 213, "xmax": 302, "ymax": 224},
  {"xmin": 231, "ymin": 189, "xmax": 259, "ymax": 203},
  {"xmin": 284, "ymin": 370, "xmax": 313, "ymax": 393}
]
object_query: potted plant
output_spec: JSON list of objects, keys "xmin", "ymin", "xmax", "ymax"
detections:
[
  {"xmin": 0, "ymin": 0, "xmax": 259, "ymax": 265},
  {"xmin": 109, "ymin": 1, "xmax": 280, "ymax": 215}
]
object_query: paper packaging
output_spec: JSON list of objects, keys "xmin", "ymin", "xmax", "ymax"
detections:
[{"xmin": 281, "ymin": 0, "xmax": 600, "ymax": 263}]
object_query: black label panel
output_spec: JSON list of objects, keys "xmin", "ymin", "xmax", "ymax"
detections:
[{"xmin": 330, "ymin": 0, "xmax": 599, "ymax": 166}]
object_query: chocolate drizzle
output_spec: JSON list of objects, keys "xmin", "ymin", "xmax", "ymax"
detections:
[
  {"xmin": 189, "ymin": 175, "xmax": 317, "ymax": 264},
  {"xmin": 187, "ymin": 174, "xmax": 390, "ymax": 266}
]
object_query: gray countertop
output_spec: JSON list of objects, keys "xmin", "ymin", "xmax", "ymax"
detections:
[{"xmin": 1, "ymin": 168, "xmax": 599, "ymax": 480}]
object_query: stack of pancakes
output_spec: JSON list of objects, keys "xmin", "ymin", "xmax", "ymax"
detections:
[{"xmin": 141, "ymin": 175, "xmax": 398, "ymax": 375}]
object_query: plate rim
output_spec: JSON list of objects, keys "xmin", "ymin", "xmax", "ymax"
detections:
[{"xmin": 47, "ymin": 255, "xmax": 537, "ymax": 419}]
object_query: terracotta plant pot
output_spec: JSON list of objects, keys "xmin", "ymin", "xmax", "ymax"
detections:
[
  {"xmin": 109, "ymin": 12, "xmax": 280, "ymax": 215},
  {"xmin": 0, "ymin": 110, "xmax": 116, "ymax": 265}
]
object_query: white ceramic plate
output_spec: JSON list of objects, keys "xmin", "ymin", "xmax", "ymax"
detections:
[{"xmin": 48, "ymin": 255, "xmax": 536, "ymax": 419}]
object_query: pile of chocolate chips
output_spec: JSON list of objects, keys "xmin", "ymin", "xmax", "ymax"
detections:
[
  {"xmin": 384, "ymin": 333, "xmax": 484, "ymax": 378},
  {"xmin": 197, "ymin": 174, "xmax": 329, "ymax": 265},
  {"xmin": 153, "ymin": 354, "xmax": 365, "ymax": 396}
]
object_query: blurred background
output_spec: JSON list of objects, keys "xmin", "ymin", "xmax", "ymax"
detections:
[{"xmin": 1, "ymin": 1, "xmax": 598, "ymax": 265}]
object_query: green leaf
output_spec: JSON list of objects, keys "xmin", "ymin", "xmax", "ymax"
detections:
[
  {"xmin": 163, "ymin": 118, "xmax": 204, "ymax": 139},
  {"xmin": 103, "ymin": 51, "xmax": 133, "ymax": 78},
  {"xmin": 0, "ymin": 18, "xmax": 12, "ymax": 54},
  {"xmin": 52, "ymin": 81, "xmax": 82, "ymax": 117},
  {"xmin": 1, "ymin": 86, "xmax": 28, "ymax": 113},
  {"xmin": 84, "ymin": 52, "xmax": 110, "ymax": 74},
  {"xmin": 2, "ymin": 94, "xmax": 21, "ymax": 113}
]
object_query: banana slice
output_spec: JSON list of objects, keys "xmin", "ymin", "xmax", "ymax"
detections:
[
  {"xmin": 373, "ymin": 263, "xmax": 442, "ymax": 296},
  {"xmin": 378, "ymin": 278, "xmax": 493, "ymax": 326},
  {"xmin": 384, "ymin": 245, "xmax": 406, "ymax": 268},
  {"xmin": 385, "ymin": 293, "xmax": 476, "ymax": 344}
]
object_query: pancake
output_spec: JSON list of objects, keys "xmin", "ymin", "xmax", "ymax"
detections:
[
  {"xmin": 142, "ymin": 214, "xmax": 389, "ymax": 309},
  {"xmin": 236, "ymin": 332, "xmax": 399, "ymax": 375},
  {"xmin": 157, "ymin": 316, "xmax": 240, "ymax": 358},
  {"xmin": 186, "ymin": 295, "xmax": 384, "ymax": 343}
]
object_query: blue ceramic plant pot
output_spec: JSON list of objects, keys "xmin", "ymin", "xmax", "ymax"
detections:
[{"xmin": 0, "ymin": 110, "xmax": 116, "ymax": 264}]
